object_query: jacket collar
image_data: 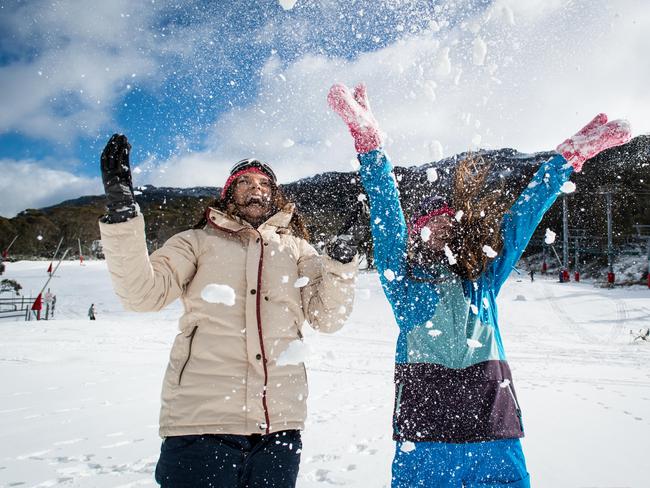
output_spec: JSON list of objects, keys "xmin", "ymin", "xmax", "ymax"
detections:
[{"xmin": 206, "ymin": 203, "xmax": 295, "ymax": 234}]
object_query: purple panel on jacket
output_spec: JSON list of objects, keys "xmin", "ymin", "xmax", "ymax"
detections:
[{"xmin": 393, "ymin": 360, "xmax": 524, "ymax": 443}]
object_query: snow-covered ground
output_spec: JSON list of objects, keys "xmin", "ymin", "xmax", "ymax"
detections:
[{"xmin": 1, "ymin": 260, "xmax": 649, "ymax": 487}]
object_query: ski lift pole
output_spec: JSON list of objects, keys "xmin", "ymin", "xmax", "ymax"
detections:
[
  {"xmin": 2, "ymin": 235, "xmax": 19, "ymax": 259},
  {"xmin": 78, "ymin": 238, "xmax": 84, "ymax": 265},
  {"xmin": 48, "ymin": 237, "xmax": 64, "ymax": 274},
  {"xmin": 549, "ymin": 244, "xmax": 563, "ymax": 267},
  {"xmin": 32, "ymin": 248, "xmax": 70, "ymax": 318},
  {"xmin": 605, "ymin": 191, "xmax": 614, "ymax": 284}
]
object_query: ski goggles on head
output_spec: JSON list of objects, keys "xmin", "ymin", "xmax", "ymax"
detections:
[
  {"xmin": 221, "ymin": 158, "xmax": 277, "ymax": 199},
  {"xmin": 229, "ymin": 158, "xmax": 277, "ymax": 183}
]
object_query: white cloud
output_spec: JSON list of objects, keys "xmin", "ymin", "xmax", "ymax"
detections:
[
  {"xmin": 2, "ymin": 0, "xmax": 649, "ymax": 215},
  {"xmin": 146, "ymin": 0, "xmax": 650, "ymax": 188},
  {"xmin": 0, "ymin": 1, "xmax": 158, "ymax": 141},
  {"xmin": 0, "ymin": 159, "xmax": 103, "ymax": 217}
]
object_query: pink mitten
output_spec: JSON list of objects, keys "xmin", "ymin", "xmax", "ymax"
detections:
[
  {"xmin": 556, "ymin": 113, "xmax": 632, "ymax": 172},
  {"xmin": 327, "ymin": 83, "xmax": 384, "ymax": 154}
]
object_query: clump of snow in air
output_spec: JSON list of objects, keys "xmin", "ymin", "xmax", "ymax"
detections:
[
  {"xmin": 282, "ymin": 138, "xmax": 295, "ymax": 148},
  {"xmin": 545, "ymin": 228, "xmax": 556, "ymax": 244},
  {"xmin": 357, "ymin": 193, "xmax": 367, "ymax": 202},
  {"xmin": 443, "ymin": 244, "xmax": 457, "ymax": 265},
  {"xmin": 37, "ymin": 235, "xmax": 43, "ymax": 241},
  {"xmin": 278, "ymin": 0, "xmax": 297, "ymax": 10},
  {"xmin": 500, "ymin": 379, "xmax": 511, "ymax": 388},
  {"xmin": 470, "ymin": 304, "xmax": 479, "ymax": 315},
  {"xmin": 201, "ymin": 284, "xmax": 236, "ymax": 306},
  {"xmin": 435, "ymin": 47, "xmax": 452, "ymax": 76},
  {"xmin": 472, "ymin": 37, "xmax": 487, "ymax": 65},
  {"xmin": 429, "ymin": 141, "xmax": 443, "ymax": 161},
  {"xmin": 383, "ymin": 269, "xmax": 396, "ymax": 281},
  {"xmin": 425, "ymin": 321, "xmax": 433, "ymax": 328},
  {"xmin": 467, "ymin": 339, "xmax": 483, "ymax": 348},
  {"xmin": 294, "ymin": 276, "xmax": 310, "ymax": 288},
  {"xmin": 420, "ymin": 227, "xmax": 432, "ymax": 242},
  {"xmin": 400, "ymin": 441, "xmax": 416, "ymax": 453},
  {"xmin": 426, "ymin": 167, "xmax": 439, "ymax": 182},
  {"xmin": 428, "ymin": 329, "xmax": 442, "ymax": 338},
  {"xmin": 482, "ymin": 245, "xmax": 497, "ymax": 258},
  {"xmin": 132, "ymin": 166, "xmax": 142, "ymax": 174},
  {"xmin": 482, "ymin": 297, "xmax": 490, "ymax": 309},
  {"xmin": 423, "ymin": 80, "xmax": 437, "ymax": 102},
  {"xmin": 276, "ymin": 340, "xmax": 311, "ymax": 366},
  {"xmin": 560, "ymin": 181, "xmax": 576, "ymax": 194},
  {"xmin": 282, "ymin": 275, "xmax": 289, "ymax": 284},
  {"xmin": 455, "ymin": 210, "xmax": 464, "ymax": 222}
]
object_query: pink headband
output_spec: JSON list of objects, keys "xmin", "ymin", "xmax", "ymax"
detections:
[
  {"xmin": 408, "ymin": 205, "xmax": 455, "ymax": 236},
  {"xmin": 221, "ymin": 167, "xmax": 270, "ymax": 199}
]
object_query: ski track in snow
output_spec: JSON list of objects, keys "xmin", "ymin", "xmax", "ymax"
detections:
[{"xmin": 0, "ymin": 261, "xmax": 649, "ymax": 487}]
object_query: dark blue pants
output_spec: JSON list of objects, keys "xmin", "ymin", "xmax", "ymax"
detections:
[{"xmin": 155, "ymin": 430, "xmax": 302, "ymax": 488}]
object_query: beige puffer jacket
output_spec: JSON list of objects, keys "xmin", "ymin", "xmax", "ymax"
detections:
[{"xmin": 99, "ymin": 204, "xmax": 357, "ymax": 438}]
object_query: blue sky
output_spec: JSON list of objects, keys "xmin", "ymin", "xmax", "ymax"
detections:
[{"xmin": 0, "ymin": 0, "xmax": 648, "ymax": 217}]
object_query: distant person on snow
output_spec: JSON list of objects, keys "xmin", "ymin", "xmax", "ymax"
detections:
[
  {"xmin": 328, "ymin": 82, "xmax": 631, "ymax": 488},
  {"xmin": 98, "ymin": 134, "xmax": 358, "ymax": 488},
  {"xmin": 88, "ymin": 303, "xmax": 96, "ymax": 320},
  {"xmin": 529, "ymin": 269, "xmax": 535, "ymax": 282}
]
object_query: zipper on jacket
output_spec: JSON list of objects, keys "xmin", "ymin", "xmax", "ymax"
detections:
[{"xmin": 178, "ymin": 325, "xmax": 198, "ymax": 386}]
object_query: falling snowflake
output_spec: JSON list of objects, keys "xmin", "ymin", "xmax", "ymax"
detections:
[
  {"xmin": 482, "ymin": 245, "xmax": 497, "ymax": 258},
  {"xmin": 443, "ymin": 245, "xmax": 457, "ymax": 265},
  {"xmin": 294, "ymin": 277, "xmax": 310, "ymax": 288},
  {"xmin": 383, "ymin": 269, "xmax": 396, "ymax": 281},
  {"xmin": 560, "ymin": 181, "xmax": 576, "ymax": 194},
  {"xmin": 544, "ymin": 228, "xmax": 556, "ymax": 245}
]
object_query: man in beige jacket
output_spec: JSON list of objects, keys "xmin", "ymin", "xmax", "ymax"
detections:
[{"xmin": 99, "ymin": 134, "xmax": 358, "ymax": 488}]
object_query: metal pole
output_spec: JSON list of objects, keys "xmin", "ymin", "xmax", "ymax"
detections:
[
  {"xmin": 606, "ymin": 192, "xmax": 614, "ymax": 284},
  {"xmin": 574, "ymin": 236, "xmax": 580, "ymax": 282},
  {"xmin": 562, "ymin": 195, "xmax": 570, "ymax": 282},
  {"xmin": 646, "ymin": 238, "xmax": 650, "ymax": 289}
]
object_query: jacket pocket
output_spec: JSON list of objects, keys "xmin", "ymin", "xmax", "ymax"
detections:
[{"xmin": 178, "ymin": 325, "xmax": 198, "ymax": 386}]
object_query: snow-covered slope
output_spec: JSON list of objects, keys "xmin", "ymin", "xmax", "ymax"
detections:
[{"xmin": 1, "ymin": 261, "xmax": 649, "ymax": 487}]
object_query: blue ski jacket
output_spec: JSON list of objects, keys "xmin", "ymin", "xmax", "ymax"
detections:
[{"xmin": 358, "ymin": 149, "xmax": 572, "ymax": 443}]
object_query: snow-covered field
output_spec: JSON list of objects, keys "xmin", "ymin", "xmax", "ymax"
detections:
[{"xmin": 1, "ymin": 260, "xmax": 649, "ymax": 488}]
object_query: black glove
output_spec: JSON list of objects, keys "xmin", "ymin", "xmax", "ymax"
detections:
[
  {"xmin": 326, "ymin": 234, "xmax": 358, "ymax": 264},
  {"xmin": 100, "ymin": 134, "xmax": 137, "ymax": 223}
]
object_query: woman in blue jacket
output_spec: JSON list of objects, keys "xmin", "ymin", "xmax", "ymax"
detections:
[{"xmin": 328, "ymin": 83, "xmax": 631, "ymax": 487}]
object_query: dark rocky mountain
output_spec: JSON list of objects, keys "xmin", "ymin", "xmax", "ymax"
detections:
[{"xmin": 1, "ymin": 136, "xmax": 649, "ymax": 272}]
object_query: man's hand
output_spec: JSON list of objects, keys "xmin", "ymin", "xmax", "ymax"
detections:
[
  {"xmin": 556, "ymin": 114, "xmax": 631, "ymax": 172},
  {"xmin": 100, "ymin": 134, "xmax": 137, "ymax": 223},
  {"xmin": 327, "ymin": 83, "xmax": 384, "ymax": 154}
]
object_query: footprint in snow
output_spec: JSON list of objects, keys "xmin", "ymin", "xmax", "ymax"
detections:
[{"xmin": 303, "ymin": 468, "xmax": 347, "ymax": 485}]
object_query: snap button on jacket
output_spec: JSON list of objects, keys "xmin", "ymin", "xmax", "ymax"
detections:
[{"xmin": 99, "ymin": 205, "xmax": 357, "ymax": 437}]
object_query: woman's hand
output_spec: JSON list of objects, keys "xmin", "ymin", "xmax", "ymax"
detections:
[
  {"xmin": 556, "ymin": 114, "xmax": 631, "ymax": 172},
  {"xmin": 100, "ymin": 134, "xmax": 137, "ymax": 223},
  {"xmin": 327, "ymin": 83, "xmax": 384, "ymax": 154}
]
